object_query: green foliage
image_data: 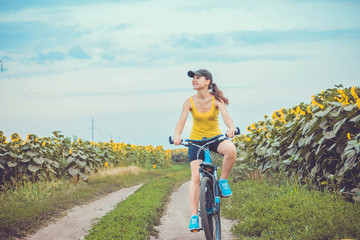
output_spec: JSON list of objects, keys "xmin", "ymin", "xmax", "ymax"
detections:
[
  {"xmin": 222, "ymin": 179, "xmax": 360, "ymax": 239},
  {"xmin": 234, "ymin": 85, "xmax": 360, "ymax": 201},
  {"xmin": 231, "ymin": 140, "xmax": 258, "ymax": 181},
  {"xmin": 84, "ymin": 165, "xmax": 190, "ymax": 240},
  {"xmin": 0, "ymin": 131, "xmax": 172, "ymax": 188}
]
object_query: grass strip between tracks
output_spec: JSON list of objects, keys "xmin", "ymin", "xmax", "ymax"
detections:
[{"xmin": 84, "ymin": 165, "xmax": 190, "ymax": 240}]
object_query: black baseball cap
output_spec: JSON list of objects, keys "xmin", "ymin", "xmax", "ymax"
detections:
[{"xmin": 187, "ymin": 69, "xmax": 213, "ymax": 81}]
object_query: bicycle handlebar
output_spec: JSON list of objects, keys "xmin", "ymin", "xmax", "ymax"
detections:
[{"xmin": 169, "ymin": 127, "xmax": 241, "ymax": 146}]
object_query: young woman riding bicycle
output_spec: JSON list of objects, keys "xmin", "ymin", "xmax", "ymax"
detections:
[{"xmin": 173, "ymin": 69, "xmax": 237, "ymax": 231}]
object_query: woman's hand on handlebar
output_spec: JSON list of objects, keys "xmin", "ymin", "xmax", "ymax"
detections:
[
  {"xmin": 173, "ymin": 136, "xmax": 182, "ymax": 145},
  {"xmin": 226, "ymin": 128, "xmax": 236, "ymax": 138}
]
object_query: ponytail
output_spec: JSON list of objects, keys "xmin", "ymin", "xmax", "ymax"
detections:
[{"xmin": 209, "ymin": 82, "xmax": 229, "ymax": 105}]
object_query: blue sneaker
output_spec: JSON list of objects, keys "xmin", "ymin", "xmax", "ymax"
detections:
[
  {"xmin": 189, "ymin": 215, "xmax": 199, "ymax": 231},
  {"xmin": 219, "ymin": 178, "xmax": 232, "ymax": 197}
]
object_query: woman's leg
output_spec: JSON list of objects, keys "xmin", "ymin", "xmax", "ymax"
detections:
[
  {"xmin": 217, "ymin": 140, "xmax": 237, "ymax": 179},
  {"xmin": 189, "ymin": 160, "xmax": 202, "ymax": 215}
]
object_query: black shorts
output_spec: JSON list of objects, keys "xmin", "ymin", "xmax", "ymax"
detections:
[{"xmin": 188, "ymin": 137, "xmax": 225, "ymax": 162}]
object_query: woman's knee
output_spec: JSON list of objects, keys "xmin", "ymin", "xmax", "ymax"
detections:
[
  {"xmin": 226, "ymin": 145, "xmax": 237, "ymax": 158},
  {"xmin": 190, "ymin": 161, "xmax": 200, "ymax": 183},
  {"xmin": 191, "ymin": 174, "xmax": 200, "ymax": 184},
  {"xmin": 218, "ymin": 141, "xmax": 236, "ymax": 158}
]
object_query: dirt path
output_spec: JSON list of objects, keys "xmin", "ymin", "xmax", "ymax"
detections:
[
  {"xmin": 21, "ymin": 184, "xmax": 143, "ymax": 240},
  {"xmin": 151, "ymin": 181, "xmax": 236, "ymax": 240}
]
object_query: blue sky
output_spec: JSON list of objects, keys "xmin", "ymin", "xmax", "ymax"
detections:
[{"xmin": 0, "ymin": 0, "xmax": 359, "ymax": 148}]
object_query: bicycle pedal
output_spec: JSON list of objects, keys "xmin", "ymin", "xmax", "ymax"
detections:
[
  {"xmin": 190, "ymin": 228, "xmax": 203, "ymax": 233},
  {"xmin": 220, "ymin": 194, "xmax": 231, "ymax": 198}
]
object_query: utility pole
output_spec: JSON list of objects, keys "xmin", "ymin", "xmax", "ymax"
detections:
[
  {"xmin": 92, "ymin": 117, "xmax": 94, "ymax": 141},
  {"xmin": 0, "ymin": 60, "xmax": 3, "ymax": 72},
  {"xmin": 90, "ymin": 116, "xmax": 100, "ymax": 142}
]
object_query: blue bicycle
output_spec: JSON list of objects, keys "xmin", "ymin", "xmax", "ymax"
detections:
[{"xmin": 169, "ymin": 127, "xmax": 240, "ymax": 240}]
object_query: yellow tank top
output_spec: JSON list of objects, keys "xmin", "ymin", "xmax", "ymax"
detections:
[{"xmin": 189, "ymin": 96, "xmax": 222, "ymax": 140}]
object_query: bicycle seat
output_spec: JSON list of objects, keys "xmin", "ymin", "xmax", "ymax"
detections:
[
  {"xmin": 201, "ymin": 162, "xmax": 213, "ymax": 167},
  {"xmin": 200, "ymin": 162, "xmax": 214, "ymax": 173}
]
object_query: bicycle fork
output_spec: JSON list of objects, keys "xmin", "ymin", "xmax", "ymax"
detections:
[{"xmin": 213, "ymin": 166, "xmax": 221, "ymax": 215}]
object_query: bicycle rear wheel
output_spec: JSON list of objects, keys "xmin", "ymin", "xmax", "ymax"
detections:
[{"xmin": 200, "ymin": 176, "xmax": 221, "ymax": 240}]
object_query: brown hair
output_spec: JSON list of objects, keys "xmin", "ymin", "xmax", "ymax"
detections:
[{"xmin": 208, "ymin": 81, "xmax": 229, "ymax": 105}]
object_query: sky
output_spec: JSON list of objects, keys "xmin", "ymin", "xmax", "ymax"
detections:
[{"xmin": 0, "ymin": 0, "xmax": 359, "ymax": 149}]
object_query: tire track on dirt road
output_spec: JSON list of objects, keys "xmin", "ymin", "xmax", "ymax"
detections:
[
  {"xmin": 151, "ymin": 181, "xmax": 236, "ymax": 240},
  {"xmin": 20, "ymin": 184, "xmax": 143, "ymax": 240}
]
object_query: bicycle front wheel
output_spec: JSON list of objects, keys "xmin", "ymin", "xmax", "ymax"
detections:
[{"xmin": 200, "ymin": 176, "xmax": 221, "ymax": 240}]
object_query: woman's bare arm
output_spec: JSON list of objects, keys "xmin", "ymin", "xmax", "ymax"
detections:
[
  {"xmin": 216, "ymin": 100, "xmax": 237, "ymax": 137},
  {"xmin": 173, "ymin": 98, "xmax": 191, "ymax": 144}
]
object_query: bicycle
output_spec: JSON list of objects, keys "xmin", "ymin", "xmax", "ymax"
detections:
[{"xmin": 169, "ymin": 127, "xmax": 240, "ymax": 240}]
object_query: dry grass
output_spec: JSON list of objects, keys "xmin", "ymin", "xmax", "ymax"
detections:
[
  {"xmin": 89, "ymin": 166, "xmax": 145, "ymax": 179},
  {"xmin": 246, "ymin": 169, "xmax": 264, "ymax": 182}
]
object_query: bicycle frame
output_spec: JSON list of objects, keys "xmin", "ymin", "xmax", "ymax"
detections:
[
  {"xmin": 190, "ymin": 137, "xmax": 224, "ymax": 213},
  {"xmin": 173, "ymin": 135, "xmax": 225, "ymax": 199}
]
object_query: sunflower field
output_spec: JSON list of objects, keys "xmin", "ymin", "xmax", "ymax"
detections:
[
  {"xmin": 0, "ymin": 131, "xmax": 172, "ymax": 188},
  {"xmin": 234, "ymin": 85, "xmax": 360, "ymax": 201},
  {"xmin": 171, "ymin": 148, "xmax": 188, "ymax": 163}
]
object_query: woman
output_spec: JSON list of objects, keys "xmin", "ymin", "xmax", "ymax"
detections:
[{"xmin": 173, "ymin": 69, "xmax": 237, "ymax": 231}]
